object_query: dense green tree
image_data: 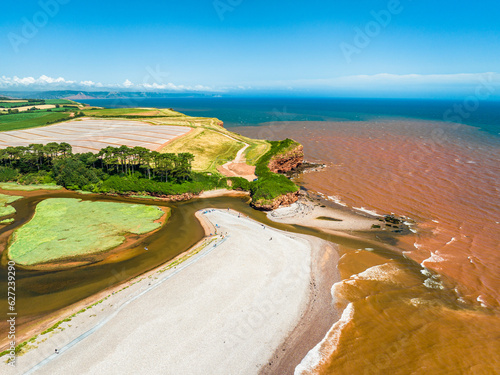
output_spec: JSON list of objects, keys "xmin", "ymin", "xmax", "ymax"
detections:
[{"xmin": 52, "ymin": 157, "xmax": 100, "ymax": 189}]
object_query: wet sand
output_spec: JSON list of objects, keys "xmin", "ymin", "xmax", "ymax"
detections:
[
  {"xmin": 10, "ymin": 209, "xmax": 340, "ymax": 375},
  {"xmin": 267, "ymin": 197, "xmax": 380, "ymax": 232}
]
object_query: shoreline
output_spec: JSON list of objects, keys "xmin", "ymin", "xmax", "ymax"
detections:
[
  {"xmin": 5, "ymin": 209, "xmax": 334, "ymax": 374},
  {"xmin": 261, "ymin": 236, "xmax": 340, "ymax": 375},
  {"xmin": 0, "ymin": 188, "xmax": 391, "ymax": 374}
]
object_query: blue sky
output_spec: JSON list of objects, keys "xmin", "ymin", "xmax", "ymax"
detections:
[{"xmin": 1, "ymin": 0, "xmax": 499, "ymax": 98}]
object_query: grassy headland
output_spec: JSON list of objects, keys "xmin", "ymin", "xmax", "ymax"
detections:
[{"xmin": 8, "ymin": 198, "xmax": 168, "ymax": 266}]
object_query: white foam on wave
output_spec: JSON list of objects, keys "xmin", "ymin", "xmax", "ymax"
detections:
[
  {"xmin": 422, "ymin": 251, "xmax": 445, "ymax": 264},
  {"xmin": 420, "ymin": 268, "xmax": 432, "ymax": 278},
  {"xmin": 327, "ymin": 195, "xmax": 347, "ymax": 207},
  {"xmin": 476, "ymin": 295, "xmax": 488, "ymax": 308},
  {"xmin": 294, "ymin": 303, "xmax": 355, "ymax": 375},
  {"xmin": 423, "ymin": 278, "xmax": 445, "ymax": 290},
  {"xmin": 353, "ymin": 206, "xmax": 382, "ymax": 217},
  {"xmin": 445, "ymin": 237, "xmax": 457, "ymax": 246}
]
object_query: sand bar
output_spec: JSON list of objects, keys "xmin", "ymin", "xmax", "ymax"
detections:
[
  {"xmin": 267, "ymin": 197, "xmax": 380, "ymax": 232},
  {"xmin": 10, "ymin": 209, "xmax": 339, "ymax": 375}
]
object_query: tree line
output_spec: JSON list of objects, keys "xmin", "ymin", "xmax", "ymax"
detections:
[{"xmin": 0, "ymin": 143, "xmax": 195, "ymax": 189}]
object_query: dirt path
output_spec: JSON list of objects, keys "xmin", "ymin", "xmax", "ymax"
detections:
[{"xmin": 217, "ymin": 135, "xmax": 257, "ymax": 181}]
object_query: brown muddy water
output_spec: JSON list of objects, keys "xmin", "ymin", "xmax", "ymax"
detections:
[
  {"xmin": 0, "ymin": 191, "xmax": 419, "ymax": 353},
  {"xmin": 236, "ymin": 119, "xmax": 500, "ymax": 374}
]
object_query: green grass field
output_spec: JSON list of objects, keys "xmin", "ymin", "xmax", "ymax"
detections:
[
  {"xmin": 0, "ymin": 193, "xmax": 22, "ymax": 217},
  {"xmin": 8, "ymin": 198, "xmax": 168, "ymax": 266},
  {"xmin": 83, "ymin": 107, "xmax": 183, "ymax": 117},
  {"xmin": 0, "ymin": 183, "xmax": 63, "ymax": 191},
  {"xmin": 0, "ymin": 101, "xmax": 44, "ymax": 108},
  {"xmin": 0, "ymin": 112, "xmax": 72, "ymax": 131},
  {"xmin": 244, "ymin": 142, "xmax": 271, "ymax": 165},
  {"xmin": 44, "ymin": 99, "xmax": 78, "ymax": 105}
]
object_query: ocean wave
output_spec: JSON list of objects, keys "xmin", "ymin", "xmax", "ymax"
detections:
[
  {"xmin": 445, "ymin": 237, "xmax": 457, "ymax": 246},
  {"xmin": 422, "ymin": 251, "xmax": 445, "ymax": 264},
  {"xmin": 327, "ymin": 195, "xmax": 348, "ymax": 207},
  {"xmin": 294, "ymin": 303, "xmax": 355, "ymax": 375},
  {"xmin": 352, "ymin": 206, "xmax": 382, "ymax": 217}
]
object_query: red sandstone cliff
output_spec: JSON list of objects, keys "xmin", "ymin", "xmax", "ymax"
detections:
[{"xmin": 268, "ymin": 145, "xmax": 304, "ymax": 173}]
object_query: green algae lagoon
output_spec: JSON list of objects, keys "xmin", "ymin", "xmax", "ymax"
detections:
[{"xmin": 8, "ymin": 198, "xmax": 167, "ymax": 267}]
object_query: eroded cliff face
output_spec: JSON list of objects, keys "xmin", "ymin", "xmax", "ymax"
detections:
[
  {"xmin": 268, "ymin": 145, "xmax": 304, "ymax": 173},
  {"xmin": 251, "ymin": 191, "xmax": 300, "ymax": 211}
]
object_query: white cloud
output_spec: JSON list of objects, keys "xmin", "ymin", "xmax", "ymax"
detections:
[
  {"xmin": 0, "ymin": 75, "xmax": 214, "ymax": 92},
  {"xmin": 123, "ymin": 79, "xmax": 134, "ymax": 88},
  {"xmin": 2, "ymin": 73, "xmax": 497, "ymax": 96}
]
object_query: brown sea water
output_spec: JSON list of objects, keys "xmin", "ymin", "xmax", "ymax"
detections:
[{"xmin": 236, "ymin": 119, "xmax": 500, "ymax": 374}]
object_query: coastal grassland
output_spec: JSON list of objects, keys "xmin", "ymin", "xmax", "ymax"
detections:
[
  {"xmin": 83, "ymin": 107, "xmax": 184, "ymax": 117},
  {"xmin": 244, "ymin": 141, "xmax": 271, "ymax": 165},
  {"xmin": 0, "ymin": 193, "xmax": 22, "ymax": 216},
  {"xmin": 8, "ymin": 198, "xmax": 169, "ymax": 266},
  {"xmin": 153, "ymin": 115, "xmax": 270, "ymax": 173},
  {"xmin": 0, "ymin": 182, "xmax": 63, "ymax": 191},
  {"xmin": 44, "ymin": 99, "xmax": 79, "ymax": 106},
  {"xmin": 250, "ymin": 139, "xmax": 301, "ymax": 205},
  {"xmin": 161, "ymin": 128, "xmax": 244, "ymax": 172}
]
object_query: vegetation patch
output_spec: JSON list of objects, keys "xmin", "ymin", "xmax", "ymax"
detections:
[
  {"xmin": 0, "ymin": 97, "xmax": 84, "ymax": 131},
  {"xmin": 244, "ymin": 142, "xmax": 271, "ymax": 165},
  {"xmin": 8, "ymin": 198, "xmax": 167, "ymax": 266},
  {"xmin": 162, "ymin": 128, "xmax": 244, "ymax": 172},
  {"xmin": 0, "ymin": 193, "xmax": 22, "ymax": 216},
  {"xmin": 0, "ymin": 182, "xmax": 63, "ymax": 191},
  {"xmin": 83, "ymin": 107, "xmax": 182, "ymax": 117},
  {"xmin": 316, "ymin": 216, "xmax": 342, "ymax": 222},
  {"xmin": 0, "ymin": 112, "xmax": 81, "ymax": 131},
  {"xmin": 249, "ymin": 139, "xmax": 301, "ymax": 205}
]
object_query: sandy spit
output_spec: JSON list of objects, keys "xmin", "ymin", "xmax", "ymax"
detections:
[
  {"xmin": 8, "ymin": 209, "xmax": 338, "ymax": 375},
  {"xmin": 267, "ymin": 197, "xmax": 380, "ymax": 232}
]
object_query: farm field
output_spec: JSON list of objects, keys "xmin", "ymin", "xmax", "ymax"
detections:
[
  {"xmin": 0, "ymin": 104, "xmax": 57, "ymax": 112},
  {"xmin": 0, "ymin": 112, "xmax": 73, "ymax": 131},
  {"xmin": 0, "ymin": 119, "xmax": 191, "ymax": 153}
]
